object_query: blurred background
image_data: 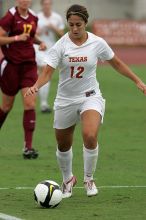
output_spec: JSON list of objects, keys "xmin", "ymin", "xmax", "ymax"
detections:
[
  {"xmin": 0, "ymin": 0, "xmax": 146, "ymax": 64},
  {"xmin": 1, "ymin": 0, "xmax": 146, "ymax": 21}
]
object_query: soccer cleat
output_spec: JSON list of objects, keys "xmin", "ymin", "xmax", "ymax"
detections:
[
  {"xmin": 62, "ymin": 176, "xmax": 77, "ymax": 198},
  {"xmin": 41, "ymin": 106, "xmax": 52, "ymax": 113},
  {"xmin": 23, "ymin": 148, "xmax": 39, "ymax": 159},
  {"xmin": 84, "ymin": 180, "xmax": 98, "ymax": 197}
]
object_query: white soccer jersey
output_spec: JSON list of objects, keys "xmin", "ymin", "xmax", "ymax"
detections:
[
  {"xmin": 34, "ymin": 11, "xmax": 64, "ymax": 66},
  {"xmin": 45, "ymin": 32, "xmax": 114, "ymax": 108},
  {"xmin": 37, "ymin": 11, "xmax": 65, "ymax": 47}
]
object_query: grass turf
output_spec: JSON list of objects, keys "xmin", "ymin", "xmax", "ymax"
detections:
[{"xmin": 0, "ymin": 65, "xmax": 146, "ymax": 220}]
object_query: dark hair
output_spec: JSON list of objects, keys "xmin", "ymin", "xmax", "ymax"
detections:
[{"xmin": 66, "ymin": 4, "xmax": 89, "ymax": 23}]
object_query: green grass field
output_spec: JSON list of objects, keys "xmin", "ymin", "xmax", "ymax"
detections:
[{"xmin": 0, "ymin": 65, "xmax": 146, "ymax": 220}]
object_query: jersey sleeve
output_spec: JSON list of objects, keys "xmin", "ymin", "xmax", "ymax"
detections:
[
  {"xmin": 98, "ymin": 38, "xmax": 114, "ymax": 62},
  {"xmin": 44, "ymin": 41, "xmax": 62, "ymax": 69},
  {"xmin": 0, "ymin": 11, "xmax": 13, "ymax": 32}
]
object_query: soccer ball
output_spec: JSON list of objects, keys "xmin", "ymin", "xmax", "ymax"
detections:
[{"xmin": 34, "ymin": 180, "xmax": 62, "ymax": 208}]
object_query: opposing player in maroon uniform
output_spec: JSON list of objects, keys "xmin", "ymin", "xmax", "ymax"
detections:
[{"xmin": 0, "ymin": 0, "xmax": 46, "ymax": 159}]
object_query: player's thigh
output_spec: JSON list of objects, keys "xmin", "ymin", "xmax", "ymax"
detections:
[
  {"xmin": 81, "ymin": 110, "xmax": 101, "ymax": 138},
  {"xmin": 80, "ymin": 96, "xmax": 105, "ymax": 139},
  {"xmin": 54, "ymin": 105, "xmax": 78, "ymax": 150}
]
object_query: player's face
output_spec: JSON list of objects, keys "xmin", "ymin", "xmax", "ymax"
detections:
[
  {"xmin": 16, "ymin": 0, "xmax": 32, "ymax": 10},
  {"xmin": 67, "ymin": 15, "xmax": 86, "ymax": 39},
  {"xmin": 41, "ymin": 0, "xmax": 52, "ymax": 14}
]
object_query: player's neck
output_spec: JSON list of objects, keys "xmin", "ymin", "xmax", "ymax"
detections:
[
  {"xmin": 17, "ymin": 7, "xmax": 29, "ymax": 17},
  {"xmin": 69, "ymin": 32, "xmax": 88, "ymax": 46}
]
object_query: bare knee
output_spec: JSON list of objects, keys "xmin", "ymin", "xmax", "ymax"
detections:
[
  {"xmin": 56, "ymin": 137, "xmax": 72, "ymax": 152},
  {"xmin": 1, "ymin": 102, "xmax": 14, "ymax": 112},
  {"xmin": 83, "ymin": 132, "xmax": 97, "ymax": 149},
  {"xmin": 24, "ymin": 97, "xmax": 36, "ymax": 109},
  {"xmin": 55, "ymin": 127, "xmax": 75, "ymax": 152}
]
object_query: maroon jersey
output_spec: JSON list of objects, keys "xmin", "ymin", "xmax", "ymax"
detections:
[{"xmin": 0, "ymin": 7, "xmax": 38, "ymax": 64}]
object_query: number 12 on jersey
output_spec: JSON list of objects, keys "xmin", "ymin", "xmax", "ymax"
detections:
[{"xmin": 70, "ymin": 66, "xmax": 84, "ymax": 78}]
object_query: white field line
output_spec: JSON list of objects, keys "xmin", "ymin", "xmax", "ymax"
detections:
[
  {"xmin": 0, "ymin": 213, "xmax": 23, "ymax": 220},
  {"xmin": 77, "ymin": 185, "xmax": 146, "ymax": 189},
  {"xmin": 0, "ymin": 186, "xmax": 146, "ymax": 220},
  {"xmin": 0, "ymin": 185, "xmax": 146, "ymax": 190},
  {"xmin": 0, "ymin": 186, "xmax": 145, "ymax": 220}
]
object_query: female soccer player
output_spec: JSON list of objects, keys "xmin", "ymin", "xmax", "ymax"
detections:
[
  {"xmin": 0, "ymin": 0, "xmax": 46, "ymax": 159},
  {"xmin": 25, "ymin": 4, "xmax": 146, "ymax": 196},
  {"xmin": 35, "ymin": 0, "xmax": 65, "ymax": 113}
]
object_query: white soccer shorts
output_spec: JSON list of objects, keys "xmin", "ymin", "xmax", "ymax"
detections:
[{"xmin": 53, "ymin": 96, "xmax": 105, "ymax": 129}]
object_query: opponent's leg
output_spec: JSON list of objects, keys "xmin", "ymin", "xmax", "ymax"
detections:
[
  {"xmin": 21, "ymin": 88, "xmax": 38, "ymax": 159},
  {"xmin": 0, "ymin": 92, "xmax": 15, "ymax": 129}
]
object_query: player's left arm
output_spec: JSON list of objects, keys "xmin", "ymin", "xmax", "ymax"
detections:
[
  {"xmin": 34, "ymin": 34, "xmax": 47, "ymax": 50},
  {"xmin": 108, "ymin": 55, "xmax": 146, "ymax": 95}
]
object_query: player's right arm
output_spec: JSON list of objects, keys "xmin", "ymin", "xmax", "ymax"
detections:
[
  {"xmin": 24, "ymin": 65, "xmax": 55, "ymax": 97},
  {"xmin": 0, "ymin": 26, "xmax": 29, "ymax": 45}
]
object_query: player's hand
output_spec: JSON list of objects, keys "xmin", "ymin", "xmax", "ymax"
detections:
[
  {"xmin": 24, "ymin": 86, "xmax": 39, "ymax": 97},
  {"xmin": 18, "ymin": 33, "xmax": 30, "ymax": 41},
  {"xmin": 136, "ymin": 81, "xmax": 146, "ymax": 95},
  {"xmin": 39, "ymin": 41, "xmax": 47, "ymax": 51}
]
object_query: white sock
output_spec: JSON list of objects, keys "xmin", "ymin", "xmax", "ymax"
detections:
[
  {"xmin": 39, "ymin": 81, "xmax": 51, "ymax": 108},
  {"xmin": 56, "ymin": 147, "xmax": 73, "ymax": 183},
  {"xmin": 83, "ymin": 145, "xmax": 99, "ymax": 182}
]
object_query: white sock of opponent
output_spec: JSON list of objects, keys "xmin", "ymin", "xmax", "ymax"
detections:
[
  {"xmin": 39, "ymin": 81, "xmax": 51, "ymax": 108},
  {"xmin": 56, "ymin": 147, "xmax": 73, "ymax": 183},
  {"xmin": 83, "ymin": 145, "xmax": 99, "ymax": 182}
]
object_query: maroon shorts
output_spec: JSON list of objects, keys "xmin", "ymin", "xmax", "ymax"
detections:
[{"xmin": 0, "ymin": 59, "xmax": 38, "ymax": 96}]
